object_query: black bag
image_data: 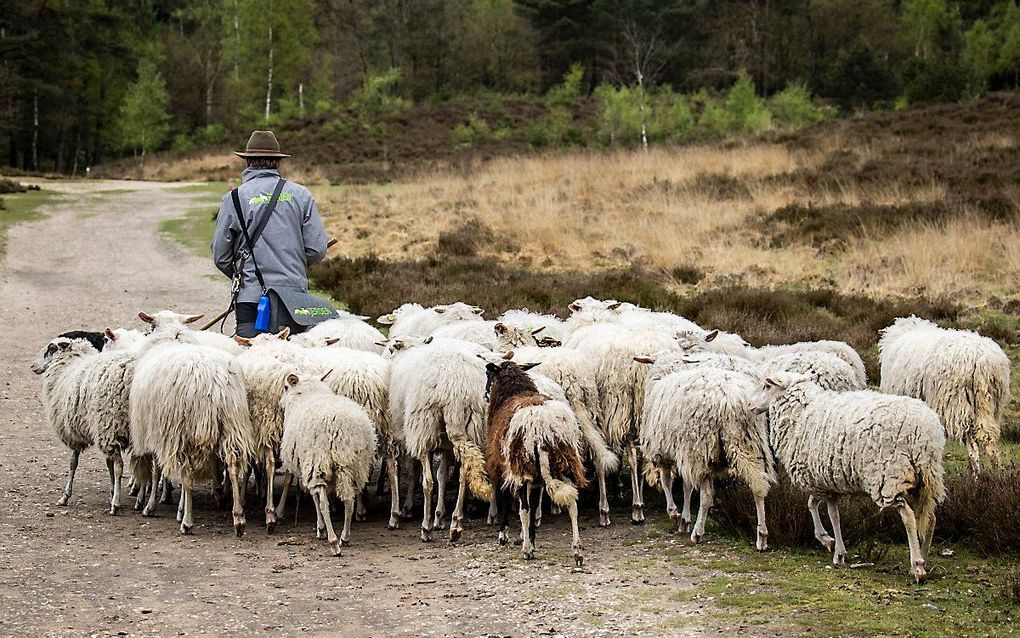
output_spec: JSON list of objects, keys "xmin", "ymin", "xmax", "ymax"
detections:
[{"xmin": 231, "ymin": 180, "xmax": 338, "ymax": 334}]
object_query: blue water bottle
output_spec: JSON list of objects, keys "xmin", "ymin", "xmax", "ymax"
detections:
[{"xmin": 254, "ymin": 293, "xmax": 271, "ymax": 333}]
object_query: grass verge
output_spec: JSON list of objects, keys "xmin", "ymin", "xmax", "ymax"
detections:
[{"xmin": 0, "ymin": 188, "xmax": 60, "ymax": 255}]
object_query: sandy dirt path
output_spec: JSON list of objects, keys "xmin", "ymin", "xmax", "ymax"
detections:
[{"xmin": 0, "ymin": 181, "xmax": 776, "ymax": 637}]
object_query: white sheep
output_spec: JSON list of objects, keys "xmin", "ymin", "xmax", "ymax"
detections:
[
  {"xmin": 138, "ymin": 310, "xmax": 245, "ymax": 355},
  {"xmin": 879, "ymin": 316, "xmax": 1011, "ymax": 474},
  {"xmin": 754, "ymin": 340, "xmax": 867, "ymax": 387},
  {"xmin": 129, "ymin": 323, "xmax": 254, "ymax": 535},
  {"xmin": 386, "ymin": 336, "xmax": 493, "ymax": 541},
  {"xmin": 757, "ymin": 373, "xmax": 946, "ymax": 584},
  {"xmin": 760, "ymin": 351, "xmax": 864, "ymax": 392},
  {"xmin": 497, "ymin": 309, "xmax": 568, "ymax": 346},
  {"xmin": 496, "ymin": 322, "xmax": 619, "ymax": 527},
  {"xmin": 232, "ymin": 328, "xmax": 307, "ymax": 532},
  {"xmin": 565, "ymin": 321, "xmax": 680, "ymax": 523},
  {"xmin": 483, "ymin": 358, "xmax": 587, "ymax": 565},
  {"xmin": 32, "ymin": 337, "xmax": 98, "ymax": 508},
  {"xmin": 278, "ymin": 371, "xmax": 378, "ymax": 556},
  {"xmin": 290, "ymin": 312, "xmax": 386, "ymax": 353},
  {"xmin": 640, "ymin": 365, "xmax": 775, "ymax": 548},
  {"xmin": 432, "ymin": 320, "xmax": 500, "ymax": 349},
  {"xmin": 377, "ymin": 302, "xmax": 484, "ymax": 339}
]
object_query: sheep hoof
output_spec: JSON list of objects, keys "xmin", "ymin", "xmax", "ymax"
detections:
[
  {"xmin": 534, "ymin": 517, "xmax": 542, "ymax": 528},
  {"xmin": 498, "ymin": 532, "xmax": 509, "ymax": 546},
  {"xmin": 819, "ymin": 536, "xmax": 835, "ymax": 552},
  {"xmin": 420, "ymin": 527, "xmax": 433, "ymax": 543},
  {"xmin": 599, "ymin": 510, "xmax": 611, "ymax": 527},
  {"xmin": 574, "ymin": 554, "xmax": 584, "ymax": 568},
  {"xmin": 386, "ymin": 518, "xmax": 400, "ymax": 531},
  {"xmin": 109, "ymin": 505, "xmax": 120, "ymax": 516},
  {"xmin": 486, "ymin": 513, "xmax": 498, "ymax": 526},
  {"xmin": 161, "ymin": 491, "xmax": 175, "ymax": 506},
  {"xmin": 56, "ymin": 494, "xmax": 70, "ymax": 507},
  {"xmin": 679, "ymin": 518, "xmax": 691, "ymax": 534},
  {"xmin": 913, "ymin": 562, "xmax": 928, "ymax": 585},
  {"xmin": 630, "ymin": 506, "xmax": 644, "ymax": 525},
  {"xmin": 449, "ymin": 529, "xmax": 462, "ymax": 543},
  {"xmin": 691, "ymin": 532, "xmax": 702, "ymax": 544},
  {"xmin": 523, "ymin": 551, "xmax": 535, "ymax": 560},
  {"xmin": 129, "ymin": 483, "xmax": 141, "ymax": 497},
  {"xmin": 235, "ymin": 523, "xmax": 246, "ymax": 538},
  {"xmin": 340, "ymin": 538, "xmax": 351, "ymax": 547},
  {"xmin": 399, "ymin": 508, "xmax": 414, "ymax": 520},
  {"xmin": 316, "ymin": 528, "xmax": 326, "ymax": 540},
  {"xmin": 432, "ymin": 517, "xmax": 447, "ymax": 530},
  {"xmin": 833, "ymin": 553, "xmax": 846, "ymax": 566},
  {"xmin": 355, "ymin": 513, "xmax": 367, "ymax": 523},
  {"xmin": 180, "ymin": 523, "xmax": 193, "ymax": 535},
  {"xmin": 265, "ymin": 521, "xmax": 276, "ymax": 534},
  {"xmin": 142, "ymin": 506, "xmax": 156, "ymax": 518},
  {"xmin": 329, "ymin": 541, "xmax": 342, "ymax": 557}
]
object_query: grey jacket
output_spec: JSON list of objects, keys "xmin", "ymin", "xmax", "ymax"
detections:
[{"xmin": 211, "ymin": 168, "xmax": 328, "ymax": 303}]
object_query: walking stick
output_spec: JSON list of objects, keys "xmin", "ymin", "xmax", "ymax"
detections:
[{"xmin": 201, "ymin": 237, "xmax": 337, "ymax": 331}]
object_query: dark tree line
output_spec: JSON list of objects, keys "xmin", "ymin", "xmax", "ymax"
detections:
[{"xmin": 3, "ymin": 0, "xmax": 1020, "ymax": 172}]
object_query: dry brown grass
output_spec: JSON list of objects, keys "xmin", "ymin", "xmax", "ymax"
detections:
[{"xmin": 312, "ymin": 142, "xmax": 1020, "ymax": 306}]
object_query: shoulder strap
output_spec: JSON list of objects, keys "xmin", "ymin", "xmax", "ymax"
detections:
[
  {"xmin": 231, "ymin": 178, "xmax": 286, "ymax": 293},
  {"xmin": 249, "ymin": 178, "xmax": 286, "ymax": 246}
]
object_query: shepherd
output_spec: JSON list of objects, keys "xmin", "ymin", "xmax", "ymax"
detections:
[{"xmin": 211, "ymin": 130, "xmax": 329, "ymax": 337}]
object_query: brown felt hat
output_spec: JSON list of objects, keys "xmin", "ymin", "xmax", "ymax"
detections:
[{"xmin": 235, "ymin": 130, "xmax": 290, "ymax": 159}]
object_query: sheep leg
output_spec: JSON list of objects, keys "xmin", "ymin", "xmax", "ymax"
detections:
[
  {"xmin": 567, "ymin": 499, "xmax": 583, "ymax": 567},
  {"xmin": 519, "ymin": 484, "xmax": 535, "ymax": 559},
  {"xmin": 534, "ymin": 489, "xmax": 544, "ymax": 528},
  {"xmin": 691, "ymin": 479, "xmax": 714, "ymax": 544},
  {"xmin": 142, "ymin": 461, "xmax": 161, "ymax": 517},
  {"xmin": 497, "ymin": 487, "xmax": 512, "ymax": 545},
  {"xmin": 895, "ymin": 498, "xmax": 927, "ymax": 584},
  {"xmin": 807, "ymin": 495, "xmax": 835, "ymax": 551},
  {"xmin": 919, "ymin": 510, "xmax": 936, "ymax": 561},
  {"xmin": 56, "ymin": 449, "xmax": 81, "ymax": 506},
  {"xmin": 340, "ymin": 493, "xmax": 355, "ymax": 547},
  {"xmin": 627, "ymin": 443, "xmax": 645, "ymax": 524},
  {"xmin": 374, "ymin": 458, "xmax": 387, "ymax": 497},
  {"xmin": 754, "ymin": 491, "xmax": 768, "ymax": 552},
  {"xmin": 128, "ymin": 476, "xmax": 140, "ymax": 498},
  {"xmin": 211, "ymin": 458, "xmax": 226, "ymax": 511},
  {"xmin": 977, "ymin": 427, "xmax": 1001, "ymax": 471},
  {"xmin": 274, "ymin": 472, "xmax": 293, "ymax": 520},
  {"xmin": 313, "ymin": 487, "xmax": 342, "ymax": 556},
  {"xmin": 400, "ymin": 459, "xmax": 417, "ymax": 519},
  {"xmin": 963, "ymin": 433, "xmax": 983, "ymax": 476},
  {"xmin": 107, "ymin": 453, "xmax": 123, "ymax": 516},
  {"xmin": 176, "ymin": 484, "xmax": 186, "ymax": 523},
  {"xmin": 314, "ymin": 492, "xmax": 326, "ymax": 539},
  {"xmin": 261, "ymin": 448, "xmax": 278, "ymax": 533},
  {"xmin": 449, "ymin": 464, "xmax": 468, "ymax": 543},
  {"xmin": 679, "ymin": 475, "xmax": 694, "ymax": 534},
  {"xmin": 597, "ymin": 464, "xmax": 611, "ymax": 527},
  {"xmin": 355, "ymin": 488, "xmax": 368, "ymax": 522},
  {"xmin": 179, "ymin": 476, "xmax": 194, "ymax": 535},
  {"xmin": 659, "ymin": 465, "xmax": 680, "ymax": 530},
  {"xmin": 826, "ymin": 501, "xmax": 847, "ymax": 566},
  {"xmin": 487, "ymin": 488, "xmax": 498, "ymax": 526},
  {"xmin": 134, "ymin": 480, "xmax": 147, "ymax": 511},
  {"xmin": 386, "ymin": 455, "xmax": 401, "ymax": 530},
  {"xmin": 227, "ymin": 461, "xmax": 246, "ymax": 538},
  {"xmin": 419, "ymin": 455, "xmax": 434, "ymax": 542},
  {"xmin": 529, "ymin": 483, "xmax": 540, "ymax": 553},
  {"xmin": 431, "ymin": 454, "xmax": 448, "ymax": 530},
  {"xmin": 160, "ymin": 476, "xmax": 174, "ymax": 505}
]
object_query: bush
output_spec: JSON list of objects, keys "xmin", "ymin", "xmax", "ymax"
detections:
[
  {"xmin": 546, "ymin": 63, "xmax": 585, "ymax": 108},
  {"xmin": 726, "ymin": 70, "xmax": 771, "ymax": 134},
  {"xmin": 593, "ymin": 84, "xmax": 641, "ymax": 146},
  {"xmin": 452, "ymin": 112, "xmax": 492, "ymax": 145},
  {"xmin": 823, "ymin": 41, "xmax": 900, "ymax": 110},
  {"xmin": 528, "ymin": 107, "xmax": 580, "ymax": 147},
  {"xmin": 350, "ymin": 68, "xmax": 410, "ymax": 116},
  {"xmin": 769, "ymin": 83, "xmax": 836, "ymax": 130},
  {"xmin": 902, "ymin": 58, "xmax": 975, "ymax": 104},
  {"xmin": 696, "ymin": 91, "xmax": 732, "ymax": 139}
]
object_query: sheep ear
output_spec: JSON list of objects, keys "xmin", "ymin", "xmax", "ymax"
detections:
[
  {"xmin": 530, "ymin": 326, "xmax": 546, "ymax": 335},
  {"xmin": 325, "ymin": 337, "xmax": 340, "ymax": 346},
  {"xmin": 320, "ymin": 369, "xmax": 333, "ymax": 383},
  {"xmin": 494, "ymin": 322, "xmax": 507, "ymax": 334},
  {"xmin": 374, "ymin": 340, "xmax": 389, "ymax": 347},
  {"xmin": 276, "ymin": 327, "xmax": 291, "ymax": 340},
  {"xmin": 233, "ymin": 336, "xmax": 252, "ymax": 347},
  {"xmin": 705, "ymin": 329, "xmax": 719, "ymax": 342},
  {"xmin": 354, "ymin": 315, "xmax": 370, "ymax": 321},
  {"xmin": 104, "ymin": 328, "xmax": 117, "ymax": 341},
  {"xmin": 607, "ymin": 301, "xmax": 623, "ymax": 310},
  {"xmin": 568, "ymin": 303, "xmax": 580, "ymax": 312},
  {"xmin": 423, "ymin": 336, "xmax": 433, "ymax": 344},
  {"xmin": 285, "ymin": 373, "xmax": 300, "ymax": 386},
  {"xmin": 138, "ymin": 312, "xmax": 156, "ymax": 325},
  {"xmin": 633, "ymin": 356, "xmax": 655, "ymax": 364},
  {"xmin": 57, "ymin": 340, "xmax": 72, "ymax": 350},
  {"xmin": 538, "ymin": 337, "xmax": 562, "ymax": 348},
  {"xmin": 764, "ymin": 377, "xmax": 781, "ymax": 388},
  {"xmin": 434, "ymin": 307, "xmax": 446, "ymax": 314},
  {"xmin": 377, "ymin": 314, "xmax": 396, "ymax": 325},
  {"xmin": 519, "ymin": 362, "xmax": 540, "ymax": 371},
  {"xmin": 472, "ymin": 307, "xmax": 484, "ymax": 315},
  {"xmin": 183, "ymin": 314, "xmax": 204, "ymax": 324},
  {"xmin": 502, "ymin": 351, "xmax": 514, "ymax": 360},
  {"xmin": 485, "ymin": 362, "xmax": 500, "ymax": 373}
]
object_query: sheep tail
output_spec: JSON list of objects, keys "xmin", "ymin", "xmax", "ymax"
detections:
[
  {"xmin": 538, "ymin": 446, "xmax": 578, "ymax": 508},
  {"xmin": 972, "ymin": 353, "xmax": 1008, "ymax": 459},
  {"xmin": 125, "ymin": 448, "xmax": 153, "ymax": 485},
  {"xmin": 577, "ymin": 408, "xmax": 620, "ymax": 475},
  {"xmin": 333, "ymin": 467, "xmax": 359, "ymax": 504},
  {"xmin": 453, "ymin": 438, "xmax": 494, "ymax": 502},
  {"xmin": 642, "ymin": 460, "xmax": 664, "ymax": 490}
]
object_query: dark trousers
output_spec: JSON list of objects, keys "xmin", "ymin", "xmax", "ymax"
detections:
[{"xmin": 235, "ymin": 300, "xmax": 306, "ymax": 338}]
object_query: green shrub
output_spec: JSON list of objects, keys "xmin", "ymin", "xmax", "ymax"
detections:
[
  {"xmin": 697, "ymin": 92, "xmax": 732, "ymax": 139},
  {"xmin": 546, "ymin": 62, "xmax": 585, "ymax": 108},
  {"xmin": 528, "ymin": 107, "xmax": 579, "ymax": 147},
  {"xmin": 655, "ymin": 90, "xmax": 697, "ymax": 142},
  {"xmin": 726, "ymin": 70, "xmax": 771, "ymax": 134},
  {"xmin": 902, "ymin": 57, "xmax": 974, "ymax": 103},
  {"xmin": 452, "ymin": 112, "xmax": 492, "ymax": 145},
  {"xmin": 593, "ymin": 84, "xmax": 641, "ymax": 146},
  {"xmin": 769, "ymin": 84, "xmax": 836, "ymax": 130},
  {"xmin": 350, "ymin": 68, "xmax": 410, "ymax": 116}
]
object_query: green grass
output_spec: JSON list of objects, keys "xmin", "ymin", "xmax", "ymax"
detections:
[
  {"xmin": 159, "ymin": 204, "xmax": 217, "ymax": 258},
  {"xmin": 0, "ymin": 189, "xmax": 60, "ymax": 254},
  {"xmin": 666, "ymin": 539, "xmax": 1019, "ymax": 636}
]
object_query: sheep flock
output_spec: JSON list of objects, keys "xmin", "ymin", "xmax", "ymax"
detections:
[{"xmin": 32, "ymin": 300, "xmax": 1011, "ymax": 584}]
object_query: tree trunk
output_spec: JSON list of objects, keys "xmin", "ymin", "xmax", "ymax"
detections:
[
  {"xmin": 265, "ymin": 6, "xmax": 274, "ymax": 122},
  {"xmin": 233, "ymin": 0, "xmax": 241, "ymax": 82},
  {"xmin": 31, "ymin": 90, "xmax": 38, "ymax": 171},
  {"xmin": 298, "ymin": 82, "xmax": 304, "ymax": 117}
]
